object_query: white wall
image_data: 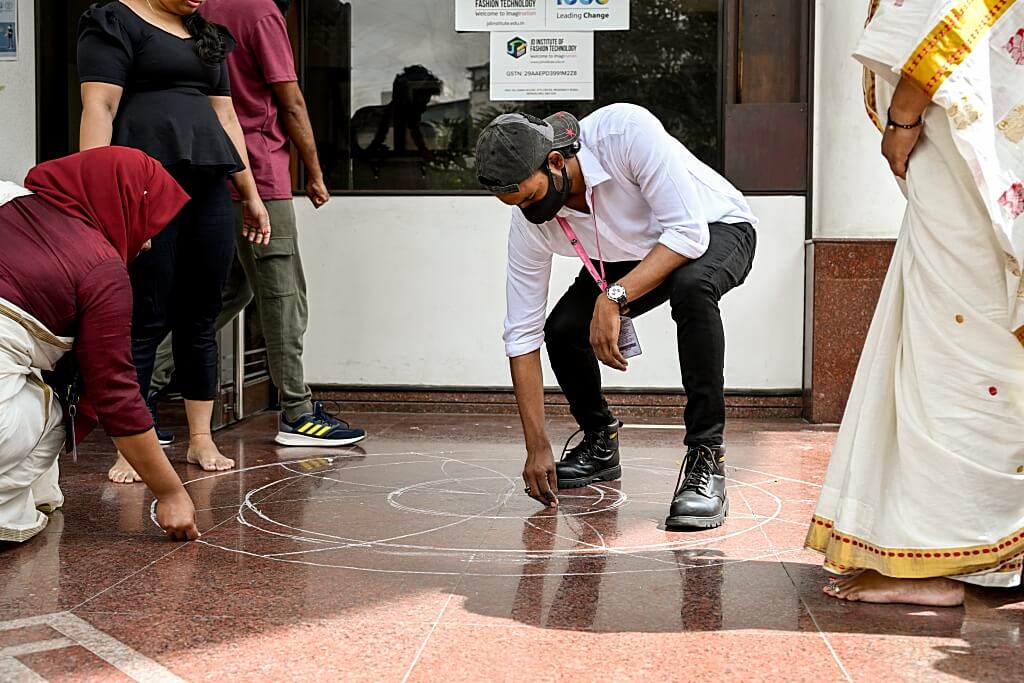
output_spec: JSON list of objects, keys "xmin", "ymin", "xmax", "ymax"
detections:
[
  {"xmin": 0, "ymin": 0, "xmax": 34, "ymax": 182},
  {"xmin": 2, "ymin": 0, "xmax": 807, "ymax": 392},
  {"xmin": 298, "ymin": 195, "xmax": 805, "ymax": 390},
  {"xmin": 812, "ymin": 0, "xmax": 905, "ymax": 239}
]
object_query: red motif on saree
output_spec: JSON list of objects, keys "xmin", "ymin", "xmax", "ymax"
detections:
[
  {"xmin": 998, "ymin": 182, "xmax": 1024, "ymax": 218},
  {"xmin": 1007, "ymin": 29, "xmax": 1024, "ymax": 64}
]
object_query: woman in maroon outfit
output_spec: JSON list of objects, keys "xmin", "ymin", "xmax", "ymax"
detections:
[{"xmin": 0, "ymin": 146, "xmax": 199, "ymax": 543}]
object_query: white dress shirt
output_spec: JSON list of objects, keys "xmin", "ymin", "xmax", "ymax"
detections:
[{"xmin": 503, "ymin": 103, "xmax": 758, "ymax": 358}]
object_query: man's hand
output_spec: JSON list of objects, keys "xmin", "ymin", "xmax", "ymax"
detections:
[
  {"xmin": 591, "ymin": 297, "xmax": 628, "ymax": 371},
  {"xmin": 523, "ymin": 444, "xmax": 559, "ymax": 507},
  {"xmin": 306, "ymin": 174, "xmax": 329, "ymax": 209},
  {"xmin": 155, "ymin": 489, "xmax": 200, "ymax": 541},
  {"xmin": 241, "ymin": 198, "xmax": 272, "ymax": 245},
  {"xmin": 881, "ymin": 125, "xmax": 923, "ymax": 179}
]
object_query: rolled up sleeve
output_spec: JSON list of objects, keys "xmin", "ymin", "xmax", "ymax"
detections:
[
  {"xmin": 621, "ymin": 108, "xmax": 710, "ymax": 259},
  {"xmin": 503, "ymin": 212, "xmax": 552, "ymax": 357}
]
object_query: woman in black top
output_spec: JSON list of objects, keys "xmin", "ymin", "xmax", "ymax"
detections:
[{"xmin": 78, "ymin": 0, "xmax": 270, "ymax": 482}]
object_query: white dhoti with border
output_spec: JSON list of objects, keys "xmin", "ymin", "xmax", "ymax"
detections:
[{"xmin": 0, "ymin": 298, "xmax": 70, "ymax": 543}]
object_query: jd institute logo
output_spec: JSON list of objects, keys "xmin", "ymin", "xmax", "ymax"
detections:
[{"xmin": 507, "ymin": 36, "xmax": 527, "ymax": 59}]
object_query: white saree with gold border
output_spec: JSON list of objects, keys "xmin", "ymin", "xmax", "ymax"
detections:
[
  {"xmin": 805, "ymin": 0, "xmax": 1024, "ymax": 587},
  {"xmin": 0, "ymin": 182, "xmax": 68, "ymax": 543}
]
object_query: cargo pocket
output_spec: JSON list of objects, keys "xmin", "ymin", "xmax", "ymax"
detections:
[{"xmin": 250, "ymin": 237, "xmax": 298, "ymax": 299}]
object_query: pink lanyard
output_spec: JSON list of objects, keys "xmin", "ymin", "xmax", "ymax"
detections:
[{"xmin": 555, "ymin": 193, "xmax": 607, "ymax": 292}]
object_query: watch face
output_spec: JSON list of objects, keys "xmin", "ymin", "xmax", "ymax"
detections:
[{"xmin": 608, "ymin": 285, "xmax": 626, "ymax": 302}]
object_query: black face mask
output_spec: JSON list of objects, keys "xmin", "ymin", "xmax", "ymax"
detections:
[
  {"xmin": 274, "ymin": 0, "xmax": 291, "ymax": 15},
  {"xmin": 521, "ymin": 165, "xmax": 570, "ymax": 224}
]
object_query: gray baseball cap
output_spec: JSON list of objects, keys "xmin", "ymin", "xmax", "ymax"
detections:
[{"xmin": 475, "ymin": 111, "xmax": 582, "ymax": 193}]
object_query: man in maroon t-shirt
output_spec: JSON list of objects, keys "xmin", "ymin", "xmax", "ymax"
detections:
[{"xmin": 151, "ymin": 0, "xmax": 366, "ymax": 447}]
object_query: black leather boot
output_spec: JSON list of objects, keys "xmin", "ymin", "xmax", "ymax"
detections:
[
  {"xmin": 665, "ymin": 445, "xmax": 728, "ymax": 530},
  {"xmin": 555, "ymin": 420, "xmax": 622, "ymax": 488}
]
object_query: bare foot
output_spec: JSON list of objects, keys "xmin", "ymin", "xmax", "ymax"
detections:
[
  {"xmin": 824, "ymin": 569, "xmax": 965, "ymax": 607},
  {"xmin": 108, "ymin": 453, "xmax": 144, "ymax": 484},
  {"xmin": 186, "ymin": 435, "xmax": 235, "ymax": 472}
]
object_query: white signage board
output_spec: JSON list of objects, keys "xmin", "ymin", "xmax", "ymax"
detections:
[
  {"xmin": 457, "ymin": 0, "xmax": 546, "ymax": 32},
  {"xmin": 457, "ymin": 0, "xmax": 629, "ymax": 32},
  {"xmin": 490, "ymin": 31, "xmax": 594, "ymax": 101},
  {"xmin": 547, "ymin": 0, "xmax": 629, "ymax": 31},
  {"xmin": 0, "ymin": 0, "xmax": 17, "ymax": 61}
]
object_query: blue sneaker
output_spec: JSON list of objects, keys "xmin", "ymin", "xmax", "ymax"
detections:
[
  {"xmin": 275, "ymin": 402, "xmax": 367, "ymax": 447},
  {"xmin": 146, "ymin": 390, "xmax": 174, "ymax": 447}
]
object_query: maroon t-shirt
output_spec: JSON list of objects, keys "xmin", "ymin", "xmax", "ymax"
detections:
[
  {"xmin": 0, "ymin": 195, "xmax": 153, "ymax": 437},
  {"xmin": 203, "ymin": 0, "xmax": 298, "ymax": 201}
]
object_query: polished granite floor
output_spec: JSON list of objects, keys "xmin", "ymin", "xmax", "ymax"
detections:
[{"xmin": 1, "ymin": 412, "xmax": 1021, "ymax": 682}]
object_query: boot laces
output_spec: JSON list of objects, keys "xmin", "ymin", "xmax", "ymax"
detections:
[
  {"xmin": 675, "ymin": 446, "xmax": 716, "ymax": 495},
  {"xmin": 561, "ymin": 429, "xmax": 601, "ymax": 464}
]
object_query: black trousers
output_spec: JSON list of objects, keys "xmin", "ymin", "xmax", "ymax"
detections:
[
  {"xmin": 545, "ymin": 221, "xmax": 757, "ymax": 447},
  {"xmin": 129, "ymin": 165, "xmax": 235, "ymax": 401}
]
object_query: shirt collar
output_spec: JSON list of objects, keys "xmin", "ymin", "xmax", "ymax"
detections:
[
  {"xmin": 554, "ymin": 142, "xmax": 611, "ymax": 220},
  {"xmin": 576, "ymin": 142, "xmax": 612, "ymax": 190}
]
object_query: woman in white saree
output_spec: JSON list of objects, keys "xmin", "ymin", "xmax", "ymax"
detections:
[{"xmin": 806, "ymin": 0, "xmax": 1024, "ymax": 606}]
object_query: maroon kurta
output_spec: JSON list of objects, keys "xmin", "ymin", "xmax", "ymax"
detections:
[
  {"xmin": 0, "ymin": 195, "xmax": 153, "ymax": 437},
  {"xmin": 2, "ymin": 146, "xmax": 189, "ymax": 442}
]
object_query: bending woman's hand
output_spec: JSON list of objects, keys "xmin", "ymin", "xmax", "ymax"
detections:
[
  {"xmin": 155, "ymin": 489, "xmax": 200, "ymax": 541},
  {"xmin": 241, "ymin": 198, "xmax": 271, "ymax": 246},
  {"xmin": 111, "ymin": 430, "xmax": 200, "ymax": 541}
]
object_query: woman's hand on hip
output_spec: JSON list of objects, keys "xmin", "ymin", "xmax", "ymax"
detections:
[
  {"xmin": 881, "ymin": 125, "xmax": 923, "ymax": 180},
  {"xmin": 241, "ymin": 198, "xmax": 272, "ymax": 245},
  {"xmin": 883, "ymin": 77, "xmax": 931, "ymax": 180}
]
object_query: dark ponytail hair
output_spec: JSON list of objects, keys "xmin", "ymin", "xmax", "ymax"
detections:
[{"xmin": 183, "ymin": 12, "xmax": 228, "ymax": 64}]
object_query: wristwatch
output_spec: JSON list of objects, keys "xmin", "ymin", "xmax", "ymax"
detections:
[{"xmin": 606, "ymin": 283, "xmax": 628, "ymax": 309}]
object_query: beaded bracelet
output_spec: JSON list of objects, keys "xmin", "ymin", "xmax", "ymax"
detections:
[{"xmin": 886, "ymin": 108, "xmax": 923, "ymax": 130}]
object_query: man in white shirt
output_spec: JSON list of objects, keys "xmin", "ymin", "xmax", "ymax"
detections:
[{"xmin": 475, "ymin": 104, "xmax": 757, "ymax": 530}]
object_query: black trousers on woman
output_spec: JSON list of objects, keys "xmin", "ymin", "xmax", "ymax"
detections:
[
  {"xmin": 544, "ymin": 221, "xmax": 757, "ymax": 447},
  {"xmin": 129, "ymin": 164, "xmax": 235, "ymax": 401}
]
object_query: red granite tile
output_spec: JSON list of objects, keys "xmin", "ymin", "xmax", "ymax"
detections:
[
  {"xmin": 406, "ymin": 626, "xmax": 846, "ymax": 682},
  {"xmin": 0, "ymin": 623, "xmax": 61, "ymax": 648},
  {"xmin": 0, "ymin": 531, "xmax": 185, "ymax": 617},
  {"xmin": 806, "ymin": 239, "xmax": 896, "ymax": 423},
  {"xmin": 828, "ymin": 630, "xmax": 1024, "ymax": 683},
  {"xmin": 17, "ymin": 646, "xmax": 136, "ymax": 683},
  {"xmin": 444, "ymin": 558, "xmax": 820, "ymax": 634},
  {"xmin": 67, "ymin": 612, "xmax": 433, "ymax": 683},
  {"xmin": 76, "ymin": 536, "xmax": 461, "ymax": 622},
  {"xmin": 312, "ymin": 388, "xmax": 803, "ymax": 420}
]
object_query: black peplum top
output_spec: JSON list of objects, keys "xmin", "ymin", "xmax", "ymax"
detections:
[{"xmin": 77, "ymin": 2, "xmax": 244, "ymax": 174}]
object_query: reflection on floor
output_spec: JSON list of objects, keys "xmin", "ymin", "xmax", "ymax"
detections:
[{"xmin": 1, "ymin": 413, "xmax": 1021, "ymax": 682}]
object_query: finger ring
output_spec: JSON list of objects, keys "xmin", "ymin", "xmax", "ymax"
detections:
[
  {"xmin": 524, "ymin": 487, "xmax": 531, "ymax": 495},
  {"xmin": 832, "ymin": 584, "xmax": 842, "ymax": 594}
]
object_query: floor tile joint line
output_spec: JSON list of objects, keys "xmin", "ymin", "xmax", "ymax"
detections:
[{"xmin": 401, "ymin": 591, "xmax": 456, "ymax": 683}]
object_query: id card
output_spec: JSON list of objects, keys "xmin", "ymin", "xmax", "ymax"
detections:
[{"xmin": 618, "ymin": 316, "xmax": 642, "ymax": 359}]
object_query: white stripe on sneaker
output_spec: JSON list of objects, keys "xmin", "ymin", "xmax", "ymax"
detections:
[{"xmin": 274, "ymin": 431, "xmax": 367, "ymax": 447}]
